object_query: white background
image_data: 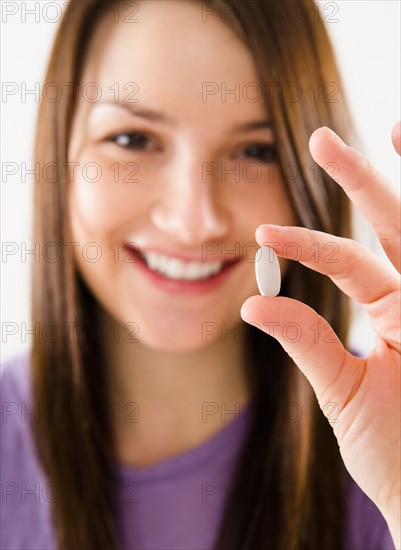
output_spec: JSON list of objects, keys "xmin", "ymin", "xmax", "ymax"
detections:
[{"xmin": 1, "ymin": 1, "xmax": 400, "ymax": 363}]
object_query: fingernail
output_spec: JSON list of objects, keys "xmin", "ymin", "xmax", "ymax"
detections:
[
  {"xmin": 257, "ymin": 224, "xmax": 288, "ymax": 232},
  {"xmin": 325, "ymin": 127, "xmax": 346, "ymax": 147}
]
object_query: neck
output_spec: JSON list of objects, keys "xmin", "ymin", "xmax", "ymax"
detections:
[{"xmin": 97, "ymin": 307, "xmax": 252, "ymax": 467}]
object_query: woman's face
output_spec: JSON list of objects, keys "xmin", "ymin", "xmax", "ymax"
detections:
[{"xmin": 68, "ymin": 0, "xmax": 296, "ymax": 352}]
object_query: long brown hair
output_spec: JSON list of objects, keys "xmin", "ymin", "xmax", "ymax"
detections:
[{"xmin": 31, "ymin": 0, "xmax": 358, "ymax": 548}]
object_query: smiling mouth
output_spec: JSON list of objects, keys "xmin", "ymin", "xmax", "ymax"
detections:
[{"xmin": 124, "ymin": 245, "xmax": 240, "ymax": 282}]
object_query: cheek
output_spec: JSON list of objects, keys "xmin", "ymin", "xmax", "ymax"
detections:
[
  {"xmin": 235, "ymin": 175, "xmax": 296, "ymax": 230},
  {"xmin": 68, "ymin": 151, "xmax": 146, "ymax": 236},
  {"xmin": 234, "ymin": 176, "xmax": 296, "ymax": 277}
]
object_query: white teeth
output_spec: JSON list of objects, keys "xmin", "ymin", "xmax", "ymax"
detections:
[
  {"xmin": 141, "ymin": 252, "xmax": 224, "ymax": 280},
  {"xmin": 166, "ymin": 258, "xmax": 184, "ymax": 279},
  {"xmin": 145, "ymin": 252, "xmax": 159, "ymax": 271}
]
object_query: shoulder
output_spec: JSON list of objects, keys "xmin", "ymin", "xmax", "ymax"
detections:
[
  {"xmin": 344, "ymin": 468, "xmax": 395, "ymax": 549},
  {"xmin": 1, "ymin": 347, "xmax": 32, "ymax": 404},
  {"xmin": 1, "ymin": 347, "xmax": 38, "ymax": 467},
  {"xmin": 1, "ymin": 347, "xmax": 35, "ymax": 458},
  {"xmin": 1, "ymin": 348, "xmax": 57, "ymax": 549}
]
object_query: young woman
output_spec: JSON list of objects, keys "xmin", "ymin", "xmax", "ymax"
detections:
[{"xmin": 1, "ymin": 1, "xmax": 400, "ymax": 549}]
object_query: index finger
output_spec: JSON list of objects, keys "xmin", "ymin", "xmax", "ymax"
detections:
[{"xmin": 309, "ymin": 126, "xmax": 401, "ymax": 273}]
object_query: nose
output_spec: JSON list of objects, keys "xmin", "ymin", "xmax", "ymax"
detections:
[{"xmin": 150, "ymin": 149, "xmax": 230, "ymax": 244}]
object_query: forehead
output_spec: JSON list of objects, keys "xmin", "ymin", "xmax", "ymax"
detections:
[{"xmin": 79, "ymin": 0, "xmax": 269, "ymax": 122}]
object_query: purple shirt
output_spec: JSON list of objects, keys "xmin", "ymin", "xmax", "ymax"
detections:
[{"xmin": 1, "ymin": 348, "xmax": 395, "ymax": 549}]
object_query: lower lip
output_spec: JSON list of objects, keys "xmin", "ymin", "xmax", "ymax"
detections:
[{"xmin": 124, "ymin": 247, "xmax": 240, "ymax": 295}]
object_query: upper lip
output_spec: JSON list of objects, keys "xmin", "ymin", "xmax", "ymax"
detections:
[{"xmin": 123, "ymin": 242, "xmax": 241, "ymax": 264}]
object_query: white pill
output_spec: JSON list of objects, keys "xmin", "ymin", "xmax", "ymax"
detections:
[{"xmin": 254, "ymin": 246, "xmax": 281, "ymax": 296}]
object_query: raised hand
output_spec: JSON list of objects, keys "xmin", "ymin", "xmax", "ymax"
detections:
[{"xmin": 240, "ymin": 123, "xmax": 401, "ymax": 548}]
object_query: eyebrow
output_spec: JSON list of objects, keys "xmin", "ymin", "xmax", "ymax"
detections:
[{"xmin": 96, "ymin": 101, "xmax": 272, "ymax": 132}]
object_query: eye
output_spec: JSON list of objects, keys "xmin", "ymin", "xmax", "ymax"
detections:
[
  {"xmin": 107, "ymin": 131, "xmax": 153, "ymax": 150},
  {"xmin": 241, "ymin": 144, "xmax": 278, "ymax": 163}
]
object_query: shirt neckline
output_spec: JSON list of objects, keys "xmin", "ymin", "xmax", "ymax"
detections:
[{"xmin": 115, "ymin": 400, "xmax": 255, "ymax": 484}]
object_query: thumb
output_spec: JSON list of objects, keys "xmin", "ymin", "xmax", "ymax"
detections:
[{"xmin": 240, "ymin": 295, "xmax": 363, "ymax": 416}]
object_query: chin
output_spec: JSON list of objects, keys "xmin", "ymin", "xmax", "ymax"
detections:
[
  {"xmin": 99, "ymin": 299, "xmax": 244, "ymax": 353},
  {"xmin": 133, "ymin": 328, "xmax": 217, "ymax": 354}
]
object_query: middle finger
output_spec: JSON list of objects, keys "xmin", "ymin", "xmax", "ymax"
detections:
[{"xmin": 309, "ymin": 127, "xmax": 401, "ymax": 273}]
